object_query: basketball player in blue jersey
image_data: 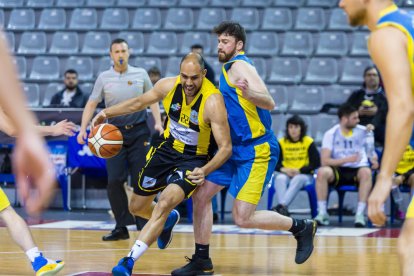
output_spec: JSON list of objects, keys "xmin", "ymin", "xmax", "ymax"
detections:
[
  {"xmin": 172, "ymin": 21, "xmax": 317, "ymax": 276},
  {"xmin": 340, "ymin": 0, "xmax": 414, "ymax": 275}
]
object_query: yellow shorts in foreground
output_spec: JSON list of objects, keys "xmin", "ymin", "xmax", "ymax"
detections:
[{"xmin": 0, "ymin": 187, "xmax": 11, "ymax": 212}]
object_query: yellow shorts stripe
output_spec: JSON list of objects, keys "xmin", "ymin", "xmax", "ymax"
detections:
[
  {"xmin": 407, "ymin": 196, "xmax": 414, "ymax": 219},
  {"xmin": 0, "ymin": 187, "xmax": 11, "ymax": 212}
]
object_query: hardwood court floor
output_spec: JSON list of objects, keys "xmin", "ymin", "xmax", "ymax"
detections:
[{"xmin": 0, "ymin": 228, "xmax": 400, "ymax": 275}]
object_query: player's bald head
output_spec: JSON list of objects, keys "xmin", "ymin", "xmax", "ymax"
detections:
[{"xmin": 180, "ymin": 52, "xmax": 205, "ymax": 71}]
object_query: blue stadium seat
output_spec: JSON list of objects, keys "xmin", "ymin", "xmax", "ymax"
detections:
[
  {"xmin": 307, "ymin": 0, "xmax": 337, "ymax": 7},
  {"xmin": 328, "ymin": 8, "xmax": 356, "ymax": 31},
  {"xmin": 323, "ymin": 85, "xmax": 356, "ymax": 114},
  {"xmin": 271, "ymin": 113, "xmax": 286, "ymax": 139},
  {"xmin": 8, "ymin": 9, "xmax": 35, "ymax": 30},
  {"xmin": 3, "ymin": 32, "xmax": 15, "ymax": 52},
  {"xmin": 295, "ymin": 8, "xmax": 326, "ymax": 31},
  {"xmin": 310, "ymin": 113, "xmax": 338, "ymax": 144},
  {"xmin": 315, "ymin": 32, "xmax": 348, "ymax": 57},
  {"xmin": 81, "ymin": 31, "xmax": 111, "ymax": 55},
  {"xmin": 268, "ymin": 57, "xmax": 302, "ymax": 84},
  {"xmin": 231, "ymin": 8, "xmax": 260, "ymax": 31},
  {"xmin": 100, "ymin": 8, "xmax": 129, "ymax": 30},
  {"xmin": 27, "ymin": 0, "xmax": 54, "ymax": 7},
  {"xmin": 0, "ymin": 0, "xmax": 23, "ymax": 7},
  {"xmin": 165, "ymin": 56, "xmax": 181, "ymax": 77},
  {"xmin": 96, "ymin": 56, "xmax": 112, "ymax": 77},
  {"xmin": 350, "ymin": 32, "xmax": 370, "ymax": 56},
  {"xmin": 196, "ymin": 8, "xmax": 226, "ymax": 30},
  {"xmin": 80, "ymin": 83, "xmax": 94, "ymax": 95},
  {"xmin": 30, "ymin": 56, "xmax": 60, "ymax": 80},
  {"xmin": 262, "ymin": 8, "xmax": 293, "ymax": 31},
  {"xmin": 404, "ymin": 0, "xmax": 414, "ymax": 6},
  {"xmin": 268, "ymin": 85, "xmax": 289, "ymax": 113},
  {"xmin": 179, "ymin": 0, "xmax": 209, "ymax": 7},
  {"xmin": 43, "ymin": 83, "xmax": 65, "ymax": 107},
  {"xmin": 57, "ymin": 0, "xmax": 85, "ymax": 6},
  {"xmin": 133, "ymin": 57, "xmax": 162, "ymax": 72},
  {"xmin": 304, "ymin": 57, "xmax": 339, "ymax": 84},
  {"xmin": 38, "ymin": 8, "xmax": 66, "ymax": 30},
  {"xmin": 50, "ymin": 32, "xmax": 79, "ymax": 55},
  {"xmin": 248, "ymin": 32, "xmax": 279, "ymax": 56},
  {"xmin": 69, "ymin": 8, "xmax": 97, "ymax": 30},
  {"xmin": 117, "ymin": 0, "xmax": 145, "ymax": 6},
  {"xmin": 132, "ymin": 8, "xmax": 161, "ymax": 31},
  {"xmin": 281, "ymin": 32, "xmax": 314, "ymax": 57},
  {"xmin": 164, "ymin": 8, "xmax": 194, "ymax": 31},
  {"xmin": 22, "ymin": 83, "xmax": 40, "ymax": 107},
  {"xmin": 18, "ymin": 31, "xmax": 47, "ymax": 54},
  {"xmin": 13, "ymin": 56, "xmax": 26, "ymax": 79},
  {"xmin": 241, "ymin": 0, "xmax": 272, "ymax": 7},
  {"xmin": 65, "ymin": 56, "xmax": 94, "ymax": 81},
  {"xmin": 340, "ymin": 57, "xmax": 372, "ymax": 84},
  {"xmin": 117, "ymin": 32, "xmax": 144, "ymax": 55},
  {"xmin": 204, "ymin": 56, "xmax": 221, "ymax": 83},
  {"xmin": 86, "ymin": 0, "xmax": 115, "ymax": 6},
  {"xmin": 210, "ymin": 0, "xmax": 240, "ymax": 7},
  {"xmin": 147, "ymin": 32, "xmax": 178, "ymax": 55},
  {"xmin": 148, "ymin": 0, "xmax": 178, "ymax": 6},
  {"xmin": 250, "ymin": 57, "xmax": 267, "ymax": 81},
  {"xmin": 0, "ymin": 10, "xmax": 3, "ymax": 28},
  {"xmin": 273, "ymin": 0, "xmax": 305, "ymax": 7},
  {"xmin": 180, "ymin": 31, "xmax": 211, "ymax": 55},
  {"xmin": 289, "ymin": 86, "xmax": 325, "ymax": 114}
]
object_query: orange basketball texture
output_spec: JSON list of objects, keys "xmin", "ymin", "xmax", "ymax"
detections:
[{"xmin": 88, "ymin": 124, "xmax": 123, "ymax": 159}]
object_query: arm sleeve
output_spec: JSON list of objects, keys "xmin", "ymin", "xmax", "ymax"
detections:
[
  {"xmin": 88, "ymin": 75, "xmax": 104, "ymax": 102},
  {"xmin": 321, "ymin": 130, "xmax": 333, "ymax": 150},
  {"xmin": 346, "ymin": 91, "xmax": 362, "ymax": 109},
  {"xmin": 300, "ymin": 142, "xmax": 320, "ymax": 174}
]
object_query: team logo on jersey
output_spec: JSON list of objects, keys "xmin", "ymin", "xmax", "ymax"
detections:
[
  {"xmin": 142, "ymin": 176, "xmax": 157, "ymax": 188},
  {"xmin": 190, "ymin": 110, "xmax": 199, "ymax": 125},
  {"xmin": 171, "ymin": 103, "xmax": 181, "ymax": 112}
]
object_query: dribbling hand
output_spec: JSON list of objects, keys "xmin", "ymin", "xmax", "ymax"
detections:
[{"xmin": 91, "ymin": 110, "xmax": 107, "ymax": 128}]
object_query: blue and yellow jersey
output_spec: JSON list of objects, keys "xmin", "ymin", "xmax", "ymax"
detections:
[
  {"xmin": 376, "ymin": 4, "xmax": 414, "ymax": 147},
  {"xmin": 396, "ymin": 144, "xmax": 414, "ymax": 175},
  {"xmin": 219, "ymin": 52, "xmax": 272, "ymax": 145}
]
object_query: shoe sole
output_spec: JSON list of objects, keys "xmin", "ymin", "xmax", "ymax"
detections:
[
  {"xmin": 315, "ymin": 220, "xmax": 329, "ymax": 226},
  {"xmin": 159, "ymin": 209, "xmax": 180, "ymax": 250},
  {"xmin": 171, "ymin": 269, "xmax": 214, "ymax": 276},
  {"xmin": 296, "ymin": 221, "xmax": 317, "ymax": 264},
  {"xmin": 37, "ymin": 262, "xmax": 65, "ymax": 276},
  {"xmin": 354, "ymin": 222, "xmax": 366, "ymax": 228},
  {"xmin": 112, "ymin": 268, "xmax": 130, "ymax": 276},
  {"xmin": 102, "ymin": 236, "xmax": 129, "ymax": 241}
]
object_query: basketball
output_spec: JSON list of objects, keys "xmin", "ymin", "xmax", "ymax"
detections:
[{"xmin": 88, "ymin": 124, "xmax": 123, "ymax": 159}]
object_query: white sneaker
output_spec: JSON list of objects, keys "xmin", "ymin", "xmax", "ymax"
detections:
[
  {"xmin": 354, "ymin": 214, "xmax": 366, "ymax": 228},
  {"xmin": 315, "ymin": 213, "xmax": 330, "ymax": 226}
]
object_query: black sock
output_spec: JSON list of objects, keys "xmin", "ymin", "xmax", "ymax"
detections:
[
  {"xmin": 289, "ymin": 218, "xmax": 305, "ymax": 235},
  {"xmin": 135, "ymin": 216, "xmax": 149, "ymax": 231},
  {"xmin": 195, "ymin": 243, "xmax": 210, "ymax": 259}
]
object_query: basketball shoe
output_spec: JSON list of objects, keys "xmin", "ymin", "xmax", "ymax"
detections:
[
  {"xmin": 294, "ymin": 219, "xmax": 317, "ymax": 264},
  {"xmin": 157, "ymin": 209, "xmax": 180, "ymax": 249},
  {"xmin": 32, "ymin": 254, "xmax": 64, "ymax": 276},
  {"xmin": 171, "ymin": 254, "xmax": 214, "ymax": 276},
  {"xmin": 112, "ymin": 256, "xmax": 134, "ymax": 276}
]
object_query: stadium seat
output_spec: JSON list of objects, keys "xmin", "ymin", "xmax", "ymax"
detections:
[
  {"xmin": 248, "ymin": 32, "xmax": 279, "ymax": 56},
  {"xmin": 179, "ymin": 0, "xmax": 209, "ymax": 7},
  {"xmin": 310, "ymin": 113, "xmax": 338, "ymax": 144},
  {"xmin": 100, "ymin": 8, "xmax": 129, "ymax": 30},
  {"xmin": 81, "ymin": 31, "xmax": 111, "ymax": 55},
  {"xmin": 117, "ymin": 32, "xmax": 144, "ymax": 55},
  {"xmin": 196, "ymin": 8, "xmax": 226, "ymax": 31},
  {"xmin": 27, "ymin": 0, "xmax": 54, "ymax": 7},
  {"xmin": 315, "ymin": 32, "xmax": 348, "ymax": 57},
  {"xmin": 117, "ymin": 0, "xmax": 145, "ymax": 7},
  {"xmin": 268, "ymin": 85, "xmax": 289, "ymax": 113},
  {"xmin": 295, "ymin": 8, "xmax": 326, "ymax": 31},
  {"xmin": 304, "ymin": 57, "xmax": 339, "ymax": 84},
  {"xmin": 268, "ymin": 57, "xmax": 302, "ymax": 84},
  {"xmin": 404, "ymin": 0, "xmax": 414, "ymax": 6},
  {"xmin": 250, "ymin": 57, "xmax": 267, "ymax": 81},
  {"xmin": 180, "ymin": 32, "xmax": 211, "ymax": 55},
  {"xmin": 38, "ymin": 8, "xmax": 66, "ymax": 30},
  {"xmin": 262, "ymin": 8, "xmax": 293, "ymax": 31},
  {"xmin": 22, "ymin": 83, "xmax": 40, "ymax": 107},
  {"xmin": 0, "ymin": 0, "xmax": 23, "ymax": 7},
  {"xmin": 231, "ymin": 8, "xmax": 260, "ymax": 31},
  {"xmin": 43, "ymin": 83, "xmax": 65, "ymax": 107},
  {"xmin": 271, "ymin": 113, "xmax": 286, "ymax": 139},
  {"xmin": 50, "ymin": 32, "xmax": 79, "ymax": 55},
  {"xmin": 3, "ymin": 32, "xmax": 15, "ymax": 52},
  {"xmin": 65, "ymin": 56, "xmax": 94, "ymax": 81},
  {"xmin": 328, "ymin": 8, "xmax": 356, "ymax": 31},
  {"xmin": 241, "ymin": 0, "xmax": 272, "ymax": 7},
  {"xmin": 210, "ymin": 0, "xmax": 241, "ymax": 7},
  {"xmin": 281, "ymin": 32, "xmax": 314, "ymax": 57},
  {"xmin": 13, "ymin": 56, "xmax": 26, "ymax": 79},
  {"xmin": 86, "ymin": 0, "xmax": 116, "ymax": 6},
  {"xmin": 273, "ymin": 0, "xmax": 305, "ymax": 7},
  {"xmin": 18, "ymin": 31, "xmax": 47, "ymax": 54},
  {"xmin": 147, "ymin": 32, "xmax": 178, "ymax": 55},
  {"xmin": 323, "ymin": 85, "xmax": 356, "ymax": 114},
  {"xmin": 350, "ymin": 32, "xmax": 370, "ymax": 56},
  {"xmin": 148, "ymin": 0, "xmax": 178, "ymax": 6},
  {"xmin": 289, "ymin": 86, "xmax": 325, "ymax": 114},
  {"xmin": 56, "ymin": 0, "xmax": 85, "ymax": 6},
  {"xmin": 0, "ymin": 10, "xmax": 3, "ymax": 28},
  {"xmin": 96, "ymin": 56, "xmax": 112, "ymax": 77},
  {"xmin": 69, "ymin": 8, "xmax": 98, "ymax": 30},
  {"xmin": 340, "ymin": 57, "xmax": 372, "ymax": 84},
  {"xmin": 307, "ymin": 0, "xmax": 337, "ymax": 7},
  {"xmin": 164, "ymin": 8, "xmax": 194, "ymax": 31},
  {"xmin": 132, "ymin": 8, "xmax": 161, "ymax": 30},
  {"xmin": 30, "ymin": 56, "xmax": 60, "ymax": 80},
  {"xmin": 165, "ymin": 56, "xmax": 182, "ymax": 77},
  {"xmin": 80, "ymin": 82, "xmax": 94, "ymax": 95},
  {"xmin": 204, "ymin": 56, "xmax": 221, "ymax": 83},
  {"xmin": 133, "ymin": 57, "xmax": 162, "ymax": 72},
  {"xmin": 8, "ymin": 8, "xmax": 35, "ymax": 30}
]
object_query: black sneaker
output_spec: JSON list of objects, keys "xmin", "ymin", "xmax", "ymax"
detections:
[
  {"xmin": 272, "ymin": 204, "xmax": 290, "ymax": 217},
  {"xmin": 293, "ymin": 219, "xmax": 317, "ymax": 264},
  {"xmin": 102, "ymin": 227, "xmax": 129, "ymax": 241},
  {"xmin": 171, "ymin": 254, "xmax": 214, "ymax": 276}
]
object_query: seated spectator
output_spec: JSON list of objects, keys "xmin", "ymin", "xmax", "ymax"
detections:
[
  {"xmin": 50, "ymin": 69, "xmax": 87, "ymax": 108},
  {"xmin": 191, "ymin": 44, "xmax": 215, "ymax": 84},
  {"xmin": 272, "ymin": 115, "xmax": 320, "ymax": 217},
  {"xmin": 315, "ymin": 103, "xmax": 379, "ymax": 227},
  {"xmin": 346, "ymin": 66, "xmax": 388, "ymax": 146},
  {"xmin": 147, "ymin": 66, "xmax": 161, "ymax": 86},
  {"xmin": 393, "ymin": 145, "xmax": 414, "ymax": 219}
]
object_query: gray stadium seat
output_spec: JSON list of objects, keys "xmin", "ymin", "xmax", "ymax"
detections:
[
  {"xmin": 164, "ymin": 8, "xmax": 194, "ymax": 31},
  {"xmin": 81, "ymin": 32, "xmax": 111, "ymax": 55},
  {"xmin": 197, "ymin": 8, "xmax": 226, "ymax": 30},
  {"xmin": 310, "ymin": 114, "xmax": 338, "ymax": 144},
  {"xmin": 147, "ymin": 32, "xmax": 178, "ymax": 55},
  {"xmin": 13, "ymin": 56, "xmax": 26, "ymax": 79},
  {"xmin": 350, "ymin": 32, "xmax": 369, "ymax": 56},
  {"xmin": 96, "ymin": 56, "xmax": 112, "ymax": 76},
  {"xmin": 27, "ymin": 0, "xmax": 54, "ymax": 7},
  {"xmin": 86, "ymin": 0, "xmax": 115, "ymax": 6},
  {"xmin": 180, "ymin": 32, "xmax": 211, "ymax": 55},
  {"xmin": 50, "ymin": 32, "xmax": 79, "ymax": 54},
  {"xmin": 165, "ymin": 57, "xmax": 182, "ymax": 77},
  {"xmin": 295, "ymin": 8, "xmax": 326, "ymax": 31},
  {"xmin": 304, "ymin": 57, "xmax": 338, "ymax": 84},
  {"xmin": 57, "ymin": 0, "xmax": 85, "ymax": 6},
  {"xmin": 268, "ymin": 57, "xmax": 302, "ymax": 84},
  {"xmin": 3, "ymin": 32, "xmax": 15, "ymax": 52},
  {"xmin": 8, "ymin": 9, "xmax": 35, "ymax": 30},
  {"xmin": 148, "ymin": 0, "xmax": 178, "ymax": 6},
  {"xmin": 271, "ymin": 113, "xmax": 286, "ymax": 139},
  {"xmin": 117, "ymin": 32, "xmax": 144, "ymax": 55},
  {"xmin": 69, "ymin": 8, "xmax": 97, "ymax": 30},
  {"xmin": 307, "ymin": 0, "xmax": 337, "ymax": 7},
  {"xmin": 281, "ymin": 32, "xmax": 313, "ymax": 57},
  {"xmin": 241, "ymin": 0, "xmax": 272, "ymax": 7},
  {"xmin": 22, "ymin": 83, "xmax": 40, "ymax": 107},
  {"xmin": 231, "ymin": 8, "xmax": 260, "ymax": 31},
  {"xmin": 80, "ymin": 83, "xmax": 94, "ymax": 95},
  {"xmin": 0, "ymin": 10, "xmax": 3, "ymax": 28},
  {"xmin": 38, "ymin": 9, "xmax": 66, "ymax": 30},
  {"xmin": 324, "ymin": 85, "xmax": 356, "ymax": 114},
  {"xmin": 43, "ymin": 83, "xmax": 65, "ymax": 107},
  {"xmin": 268, "ymin": 85, "xmax": 288, "ymax": 113},
  {"xmin": 340, "ymin": 58, "xmax": 372, "ymax": 84},
  {"xmin": 289, "ymin": 86, "xmax": 325, "ymax": 114},
  {"xmin": 328, "ymin": 8, "xmax": 355, "ymax": 31},
  {"xmin": 0, "ymin": 0, "xmax": 23, "ymax": 7},
  {"xmin": 179, "ymin": 0, "xmax": 210, "ymax": 7},
  {"xmin": 262, "ymin": 8, "xmax": 293, "ymax": 31},
  {"xmin": 18, "ymin": 32, "xmax": 47, "ymax": 54},
  {"xmin": 274, "ymin": 0, "xmax": 305, "ymax": 7},
  {"xmin": 204, "ymin": 56, "xmax": 221, "ymax": 83},
  {"xmin": 404, "ymin": 0, "xmax": 414, "ymax": 6},
  {"xmin": 247, "ymin": 32, "xmax": 279, "ymax": 56},
  {"xmin": 133, "ymin": 57, "xmax": 162, "ymax": 72},
  {"xmin": 315, "ymin": 32, "xmax": 348, "ymax": 57},
  {"xmin": 250, "ymin": 57, "xmax": 267, "ymax": 81},
  {"xmin": 210, "ymin": 0, "xmax": 240, "ymax": 7},
  {"xmin": 65, "ymin": 57, "xmax": 94, "ymax": 81},
  {"xmin": 132, "ymin": 8, "xmax": 161, "ymax": 30},
  {"xmin": 30, "ymin": 57, "xmax": 60, "ymax": 80},
  {"xmin": 100, "ymin": 8, "xmax": 129, "ymax": 30},
  {"xmin": 117, "ymin": 0, "xmax": 146, "ymax": 6}
]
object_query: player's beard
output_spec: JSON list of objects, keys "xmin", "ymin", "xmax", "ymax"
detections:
[
  {"xmin": 348, "ymin": 8, "xmax": 366, "ymax": 27},
  {"xmin": 218, "ymin": 47, "xmax": 237, "ymax": 63}
]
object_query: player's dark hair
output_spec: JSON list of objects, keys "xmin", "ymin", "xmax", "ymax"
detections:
[{"xmin": 213, "ymin": 21, "xmax": 246, "ymax": 49}]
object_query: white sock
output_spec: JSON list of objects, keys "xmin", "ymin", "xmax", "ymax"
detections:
[
  {"xmin": 356, "ymin": 202, "xmax": 366, "ymax": 216},
  {"xmin": 128, "ymin": 240, "xmax": 148, "ymax": 261},
  {"xmin": 26, "ymin": 247, "xmax": 41, "ymax": 262},
  {"xmin": 317, "ymin": 201, "xmax": 327, "ymax": 215}
]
